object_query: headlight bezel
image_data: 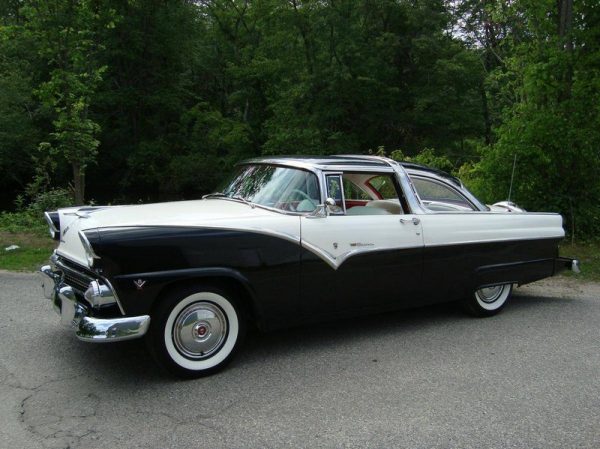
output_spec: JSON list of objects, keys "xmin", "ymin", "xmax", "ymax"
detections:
[
  {"xmin": 44, "ymin": 211, "xmax": 60, "ymax": 240},
  {"xmin": 78, "ymin": 230, "xmax": 100, "ymax": 268}
]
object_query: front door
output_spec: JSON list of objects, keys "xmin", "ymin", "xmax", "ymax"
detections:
[{"xmin": 299, "ymin": 172, "xmax": 424, "ymax": 318}]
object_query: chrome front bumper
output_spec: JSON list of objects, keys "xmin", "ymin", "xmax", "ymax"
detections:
[{"xmin": 39, "ymin": 265, "xmax": 150, "ymax": 342}]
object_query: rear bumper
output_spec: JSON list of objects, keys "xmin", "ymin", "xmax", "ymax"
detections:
[
  {"xmin": 554, "ymin": 257, "xmax": 581, "ymax": 275},
  {"xmin": 39, "ymin": 264, "xmax": 150, "ymax": 342}
]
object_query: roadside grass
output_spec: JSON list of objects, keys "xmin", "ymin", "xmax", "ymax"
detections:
[
  {"xmin": 0, "ymin": 230, "xmax": 56, "ymax": 271},
  {"xmin": 0, "ymin": 211, "xmax": 56, "ymax": 271}
]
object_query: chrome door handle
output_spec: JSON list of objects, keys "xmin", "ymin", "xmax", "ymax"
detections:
[{"xmin": 400, "ymin": 217, "xmax": 420, "ymax": 225}]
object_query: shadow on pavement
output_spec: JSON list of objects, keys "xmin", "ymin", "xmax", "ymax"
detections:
[{"xmin": 52, "ymin": 292, "xmax": 577, "ymax": 382}]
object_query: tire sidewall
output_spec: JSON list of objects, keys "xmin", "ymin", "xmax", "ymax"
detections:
[
  {"xmin": 475, "ymin": 284, "xmax": 512, "ymax": 312},
  {"xmin": 463, "ymin": 283, "xmax": 513, "ymax": 317}
]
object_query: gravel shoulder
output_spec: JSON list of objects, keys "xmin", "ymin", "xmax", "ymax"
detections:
[{"xmin": 1, "ymin": 273, "xmax": 599, "ymax": 449}]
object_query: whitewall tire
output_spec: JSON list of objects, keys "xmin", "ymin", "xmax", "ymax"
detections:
[
  {"xmin": 462, "ymin": 284, "xmax": 513, "ymax": 317},
  {"xmin": 147, "ymin": 284, "xmax": 245, "ymax": 378}
]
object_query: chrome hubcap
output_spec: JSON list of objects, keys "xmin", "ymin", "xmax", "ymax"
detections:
[
  {"xmin": 477, "ymin": 285, "xmax": 504, "ymax": 303},
  {"xmin": 172, "ymin": 302, "xmax": 227, "ymax": 359}
]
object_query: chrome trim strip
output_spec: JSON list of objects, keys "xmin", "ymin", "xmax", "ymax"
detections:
[
  {"xmin": 241, "ymin": 157, "xmax": 393, "ymax": 173},
  {"xmin": 78, "ymin": 230, "xmax": 100, "ymax": 260},
  {"xmin": 92, "ymin": 224, "xmax": 302, "ymax": 246},
  {"xmin": 300, "ymin": 240, "xmax": 422, "ymax": 271},
  {"xmin": 323, "ymin": 172, "xmax": 347, "ymax": 215},
  {"xmin": 423, "ymin": 235, "xmax": 564, "ymax": 248},
  {"xmin": 392, "ymin": 161, "xmax": 427, "ymax": 215},
  {"xmin": 101, "ymin": 276, "xmax": 126, "ymax": 315}
]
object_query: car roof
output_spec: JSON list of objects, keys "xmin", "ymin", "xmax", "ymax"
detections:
[
  {"xmin": 243, "ymin": 156, "xmax": 460, "ymax": 184},
  {"xmin": 400, "ymin": 162, "xmax": 462, "ymax": 187},
  {"xmin": 243, "ymin": 155, "xmax": 391, "ymax": 169}
]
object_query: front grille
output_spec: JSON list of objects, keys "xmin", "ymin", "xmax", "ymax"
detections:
[{"xmin": 55, "ymin": 257, "xmax": 96, "ymax": 294}]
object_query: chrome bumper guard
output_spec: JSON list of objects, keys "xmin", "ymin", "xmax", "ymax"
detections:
[{"xmin": 39, "ymin": 265, "xmax": 150, "ymax": 342}]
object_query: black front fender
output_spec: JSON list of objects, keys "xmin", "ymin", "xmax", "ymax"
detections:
[{"xmin": 112, "ymin": 267, "xmax": 259, "ymax": 321}]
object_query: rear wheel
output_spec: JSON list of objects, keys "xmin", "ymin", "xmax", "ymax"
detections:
[
  {"xmin": 462, "ymin": 284, "xmax": 512, "ymax": 317},
  {"xmin": 147, "ymin": 284, "xmax": 245, "ymax": 378}
]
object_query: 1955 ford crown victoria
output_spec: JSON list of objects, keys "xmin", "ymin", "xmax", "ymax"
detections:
[{"xmin": 39, "ymin": 155, "xmax": 579, "ymax": 377}]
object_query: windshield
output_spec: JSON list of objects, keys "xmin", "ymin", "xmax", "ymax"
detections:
[{"xmin": 216, "ymin": 164, "xmax": 320, "ymax": 213}]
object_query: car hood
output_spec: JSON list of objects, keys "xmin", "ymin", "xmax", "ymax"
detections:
[{"xmin": 55, "ymin": 199, "xmax": 284, "ymax": 267}]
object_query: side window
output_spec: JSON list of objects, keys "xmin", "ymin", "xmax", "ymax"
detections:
[
  {"xmin": 412, "ymin": 177, "xmax": 475, "ymax": 211},
  {"xmin": 344, "ymin": 180, "xmax": 371, "ymax": 201},
  {"xmin": 325, "ymin": 174, "xmax": 345, "ymax": 214},
  {"xmin": 367, "ymin": 175, "xmax": 398, "ymax": 200},
  {"xmin": 328, "ymin": 172, "xmax": 404, "ymax": 216}
]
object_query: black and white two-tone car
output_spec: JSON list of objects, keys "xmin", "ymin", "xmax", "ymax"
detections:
[{"xmin": 39, "ymin": 155, "xmax": 579, "ymax": 377}]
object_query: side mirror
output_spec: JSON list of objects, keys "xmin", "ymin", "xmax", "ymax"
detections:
[
  {"xmin": 306, "ymin": 198, "xmax": 337, "ymax": 219},
  {"xmin": 306, "ymin": 198, "xmax": 341, "ymax": 219},
  {"xmin": 325, "ymin": 197, "xmax": 343, "ymax": 215}
]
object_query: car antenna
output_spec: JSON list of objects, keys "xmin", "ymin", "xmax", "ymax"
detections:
[{"xmin": 507, "ymin": 154, "xmax": 517, "ymax": 203}]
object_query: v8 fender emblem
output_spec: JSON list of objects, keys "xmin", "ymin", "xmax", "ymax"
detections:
[{"xmin": 133, "ymin": 279, "xmax": 146, "ymax": 290}]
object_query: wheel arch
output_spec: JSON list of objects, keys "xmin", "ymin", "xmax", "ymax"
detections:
[{"xmin": 116, "ymin": 267, "xmax": 264, "ymax": 329}]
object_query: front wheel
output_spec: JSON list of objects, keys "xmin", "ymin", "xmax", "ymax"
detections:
[
  {"xmin": 461, "ymin": 284, "xmax": 513, "ymax": 317},
  {"xmin": 147, "ymin": 285, "xmax": 245, "ymax": 378}
]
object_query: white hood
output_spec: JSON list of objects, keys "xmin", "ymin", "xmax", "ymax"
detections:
[{"xmin": 55, "ymin": 199, "xmax": 288, "ymax": 267}]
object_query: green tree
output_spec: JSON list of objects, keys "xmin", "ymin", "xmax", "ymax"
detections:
[
  {"xmin": 472, "ymin": 0, "xmax": 600, "ymax": 237},
  {"xmin": 23, "ymin": 0, "xmax": 115, "ymax": 204}
]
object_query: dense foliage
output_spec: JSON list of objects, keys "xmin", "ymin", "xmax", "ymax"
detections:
[{"xmin": 1, "ymin": 0, "xmax": 598, "ymax": 237}]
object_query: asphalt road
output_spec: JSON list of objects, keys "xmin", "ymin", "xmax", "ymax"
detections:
[{"xmin": 1, "ymin": 272, "xmax": 599, "ymax": 449}]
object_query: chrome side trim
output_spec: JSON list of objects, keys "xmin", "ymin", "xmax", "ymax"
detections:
[
  {"xmin": 95, "ymin": 224, "xmax": 302, "ymax": 246},
  {"xmin": 101, "ymin": 276, "xmax": 126, "ymax": 315},
  {"xmin": 300, "ymin": 240, "xmax": 421, "ymax": 271}
]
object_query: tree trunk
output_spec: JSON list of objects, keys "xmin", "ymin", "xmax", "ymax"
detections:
[
  {"xmin": 557, "ymin": 0, "xmax": 573, "ymax": 100},
  {"xmin": 72, "ymin": 161, "xmax": 85, "ymax": 205},
  {"xmin": 480, "ymin": 81, "xmax": 492, "ymax": 145}
]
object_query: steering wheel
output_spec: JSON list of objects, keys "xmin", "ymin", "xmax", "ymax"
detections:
[{"xmin": 283, "ymin": 189, "xmax": 317, "ymax": 211}]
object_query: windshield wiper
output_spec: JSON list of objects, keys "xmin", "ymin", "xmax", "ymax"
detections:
[
  {"xmin": 202, "ymin": 192, "xmax": 255, "ymax": 208},
  {"xmin": 231, "ymin": 195, "xmax": 256, "ymax": 208},
  {"xmin": 202, "ymin": 192, "xmax": 228, "ymax": 199}
]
